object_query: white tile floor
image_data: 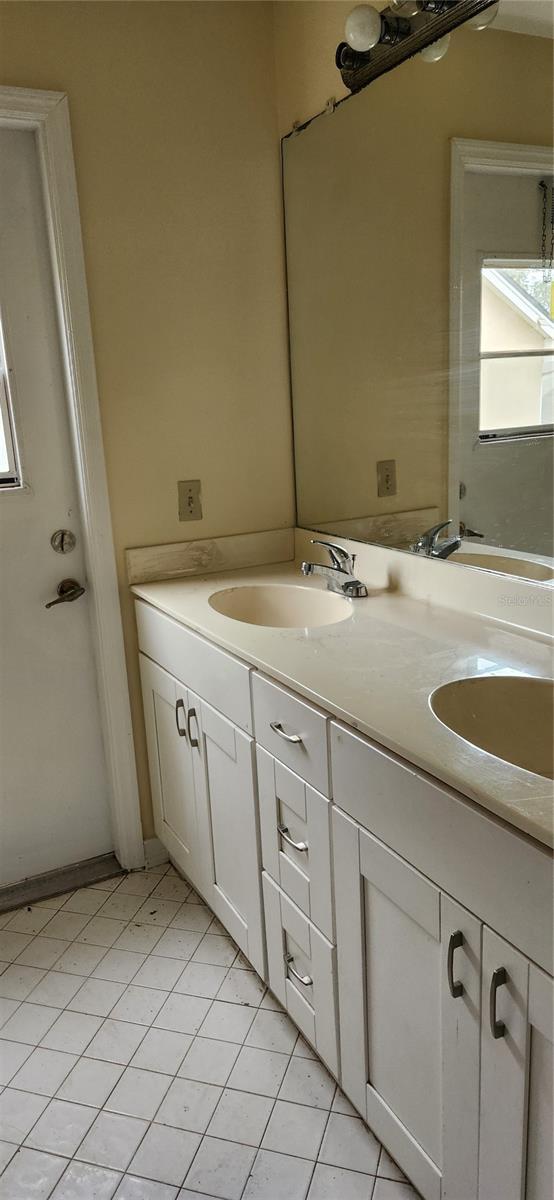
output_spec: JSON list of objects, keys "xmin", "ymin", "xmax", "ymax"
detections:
[{"xmin": 0, "ymin": 864, "xmax": 419, "ymax": 1200}]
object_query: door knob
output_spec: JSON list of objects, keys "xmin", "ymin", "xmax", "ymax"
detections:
[{"xmin": 45, "ymin": 578, "xmax": 86, "ymax": 608}]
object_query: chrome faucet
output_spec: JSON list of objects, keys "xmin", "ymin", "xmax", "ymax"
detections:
[
  {"xmin": 301, "ymin": 540, "xmax": 368, "ymax": 598},
  {"xmin": 411, "ymin": 520, "xmax": 462, "ymax": 560}
]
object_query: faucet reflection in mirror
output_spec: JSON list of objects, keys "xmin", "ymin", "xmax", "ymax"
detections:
[{"xmin": 412, "ymin": 519, "xmax": 462, "ymax": 559}]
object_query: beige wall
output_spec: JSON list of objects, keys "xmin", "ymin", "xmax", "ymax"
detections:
[{"xmin": 0, "ymin": 1, "xmax": 295, "ymax": 837}]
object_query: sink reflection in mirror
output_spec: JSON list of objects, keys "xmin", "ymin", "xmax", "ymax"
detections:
[
  {"xmin": 284, "ymin": 15, "xmax": 554, "ymax": 579},
  {"xmin": 451, "ymin": 551, "xmax": 554, "ymax": 582},
  {"xmin": 208, "ymin": 584, "xmax": 352, "ymax": 629},
  {"xmin": 430, "ymin": 675, "xmax": 554, "ymax": 779}
]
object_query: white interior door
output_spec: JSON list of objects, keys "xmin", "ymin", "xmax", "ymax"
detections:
[{"xmin": 0, "ymin": 126, "xmax": 113, "ymax": 886}]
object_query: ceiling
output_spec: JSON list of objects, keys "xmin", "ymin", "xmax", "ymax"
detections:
[{"xmin": 494, "ymin": 0, "xmax": 554, "ymax": 38}]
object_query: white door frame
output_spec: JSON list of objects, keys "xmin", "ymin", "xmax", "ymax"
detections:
[
  {"xmin": 0, "ymin": 86, "xmax": 144, "ymax": 871},
  {"xmin": 448, "ymin": 137, "xmax": 554, "ymax": 522}
]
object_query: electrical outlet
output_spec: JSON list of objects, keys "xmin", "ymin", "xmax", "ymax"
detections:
[
  {"xmin": 178, "ymin": 479, "xmax": 202, "ymax": 521},
  {"xmin": 377, "ymin": 459, "xmax": 397, "ymax": 498}
]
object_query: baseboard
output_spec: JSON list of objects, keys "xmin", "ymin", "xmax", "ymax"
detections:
[
  {"xmin": 143, "ymin": 836, "xmax": 169, "ymax": 869},
  {"xmin": 0, "ymin": 852, "xmax": 124, "ymax": 914}
]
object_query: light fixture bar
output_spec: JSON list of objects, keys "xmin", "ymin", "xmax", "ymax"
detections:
[{"xmin": 336, "ymin": 0, "xmax": 498, "ymax": 92}]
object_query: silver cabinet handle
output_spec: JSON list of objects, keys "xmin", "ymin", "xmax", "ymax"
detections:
[
  {"xmin": 447, "ymin": 930, "xmax": 464, "ymax": 999},
  {"xmin": 270, "ymin": 721, "xmax": 303, "ymax": 744},
  {"xmin": 490, "ymin": 967, "xmax": 508, "ymax": 1039},
  {"xmin": 284, "ymin": 953, "xmax": 312, "ymax": 987},
  {"xmin": 175, "ymin": 698, "xmax": 187, "ymax": 739},
  {"xmin": 45, "ymin": 578, "xmax": 85, "ymax": 608},
  {"xmin": 278, "ymin": 824, "xmax": 308, "ymax": 853},
  {"xmin": 187, "ymin": 706, "xmax": 199, "ymax": 749}
]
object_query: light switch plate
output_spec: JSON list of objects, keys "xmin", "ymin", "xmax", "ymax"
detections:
[
  {"xmin": 178, "ymin": 479, "xmax": 202, "ymax": 521},
  {"xmin": 377, "ymin": 459, "xmax": 397, "ymax": 498}
]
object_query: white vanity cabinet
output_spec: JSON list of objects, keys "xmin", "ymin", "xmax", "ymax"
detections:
[{"xmin": 135, "ymin": 594, "xmax": 553, "ymax": 1200}]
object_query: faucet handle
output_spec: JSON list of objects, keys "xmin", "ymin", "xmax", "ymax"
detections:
[
  {"xmin": 459, "ymin": 522, "xmax": 484, "ymax": 539},
  {"xmin": 310, "ymin": 539, "xmax": 354, "ymax": 572}
]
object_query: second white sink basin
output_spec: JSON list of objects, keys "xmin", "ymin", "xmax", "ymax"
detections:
[
  {"xmin": 430, "ymin": 675, "xmax": 554, "ymax": 779},
  {"xmin": 209, "ymin": 584, "xmax": 351, "ymax": 629}
]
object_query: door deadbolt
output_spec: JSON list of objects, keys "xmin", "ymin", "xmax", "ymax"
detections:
[{"xmin": 51, "ymin": 529, "xmax": 76, "ymax": 554}]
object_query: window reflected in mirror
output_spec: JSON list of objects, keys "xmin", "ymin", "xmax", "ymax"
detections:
[{"xmin": 479, "ymin": 265, "xmax": 554, "ymax": 437}]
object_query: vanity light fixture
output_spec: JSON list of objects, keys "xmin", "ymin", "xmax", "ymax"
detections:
[{"xmin": 337, "ymin": 0, "xmax": 499, "ymax": 92}]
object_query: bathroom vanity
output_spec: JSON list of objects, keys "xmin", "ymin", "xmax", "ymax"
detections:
[{"xmin": 132, "ymin": 544, "xmax": 553, "ymax": 1200}]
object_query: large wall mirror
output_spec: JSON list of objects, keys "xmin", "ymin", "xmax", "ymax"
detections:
[{"xmin": 284, "ymin": 2, "xmax": 554, "ymax": 581}]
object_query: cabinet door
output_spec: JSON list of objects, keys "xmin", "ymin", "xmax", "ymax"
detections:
[
  {"xmin": 478, "ymin": 930, "xmax": 553, "ymax": 1200},
  {"xmin": 333, "ymin": 808, "xmax": 481, "ymax": 1200},
  {"xmin": 526, "ymin": 966, "xmax": 554, "ymax": 1200},
  {"xmin": 189, "ymin": 692, "xmax": 265, "ymax": 978},
  {"xmin": 139, "ymin": 654, "xmax": 200, "ymax": 887},
  {"xmin": 441, "ymin": 895, "xmax": 482, "ymax": 1200}
]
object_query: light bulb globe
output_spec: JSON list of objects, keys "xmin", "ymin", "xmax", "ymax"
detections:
[
  {"xmin": 345, "ymin": 5, "xmax": 383, "ymax": 52},
  {"xmin": 468, "ymin": 2, "xmax": 499, "ymax": 30},
  {"xmin": 389, "ymin": 0, "xmax": 419, "ymax": 15},
  {"xmin": 420, "ymin": 32, "xmax": 450, "ymax": 62}
]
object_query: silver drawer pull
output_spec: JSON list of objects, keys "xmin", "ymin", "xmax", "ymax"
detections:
[
  {"xmin": 278, "ymin": 824, "xmax": 308, "ymax": 853},
  {"xmin": 284, "ymin": 953, "xmax": 313, "ymax": 987},
  {"xmin": 270, "ymin": 721, "xmax": 303, "ymax": 744}
]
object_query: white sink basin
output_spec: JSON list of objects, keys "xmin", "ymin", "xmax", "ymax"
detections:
[
  {"xmin": 453, "ymin": 552, "xmax": 554, "ymax": 582},
  {"xmin": 430, "ymin": 676, "xmax": 554, "ymax": 779},
  {"xmin": 208, "ymin": 584, "xmax": 351, "ymax": 629}
]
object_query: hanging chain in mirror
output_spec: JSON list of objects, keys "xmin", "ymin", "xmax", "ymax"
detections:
[{"xmin": 539, "ymin": 179, "xmax": 554, "ymax": 283}]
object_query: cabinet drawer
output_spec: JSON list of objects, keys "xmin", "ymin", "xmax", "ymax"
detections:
[
  {"xmin": 257, "ymin": 747, "xmax": 333, "ymax": 941},
  {"xmin": 252, "ymin": 674, "xmax": 330, "ymax": 795},
  {"xmin": 135, "ymin": 599, "xmax": 252, "ymax": 732},
  {"xmin": 262, "ymin": 873, "xmax": 338, "ymax": 1077}
]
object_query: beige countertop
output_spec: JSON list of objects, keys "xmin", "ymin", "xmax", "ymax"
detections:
[{"xmin": 132, "ymin": 562, "xmax": 554, "ymax": 850}]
